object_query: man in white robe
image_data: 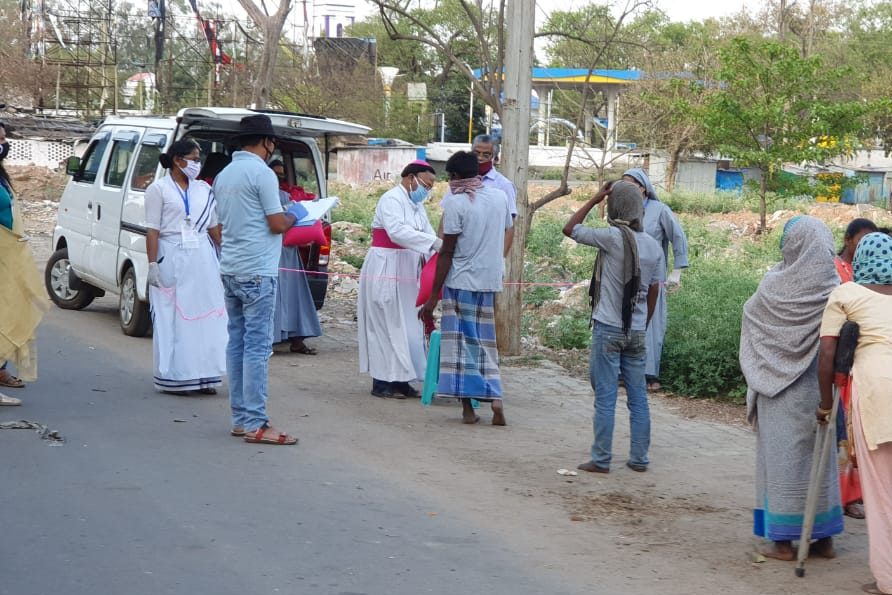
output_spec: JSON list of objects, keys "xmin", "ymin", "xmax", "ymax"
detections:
[{"xmin": 358, "ymin": 161, "xmax": 441, "ymax": 399}]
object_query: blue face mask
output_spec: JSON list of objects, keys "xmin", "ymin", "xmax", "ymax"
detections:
[{"xmin": 409, "ymin": 177, "xmax": 430, "ymax": 203}]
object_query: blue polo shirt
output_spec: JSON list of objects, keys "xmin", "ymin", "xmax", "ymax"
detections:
[{"xmin": 213, "ymin": 151, "xmax": 283, "ymax": 277}]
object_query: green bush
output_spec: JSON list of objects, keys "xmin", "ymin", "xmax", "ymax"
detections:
[
  {"xmin": 342, "ymin": 254, "xmax": 365, "ymax": 269},
  {"xmin": 662, "ymin": 190, "xmax": 744, "ymax": 215},
  {"xmin": 661, "ymin": 258, "xmax": 762, "ymax": 400},
  {"xmin": 541, "ymin": 306, "xmax": 592, "ymax": 350}
]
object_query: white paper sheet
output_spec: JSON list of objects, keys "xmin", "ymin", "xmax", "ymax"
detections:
[{"xmin": 295, "ymin": 197, "xmax": 339, "ymax": 226}]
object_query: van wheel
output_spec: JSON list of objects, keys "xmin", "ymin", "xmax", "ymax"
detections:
[
  {"xmin": 45, "ymin": 247, "xmax": 96, "ymax": 310},
  {"xmin": 120, "ymin": 267, "xmax": 151, "ymax": 337}
]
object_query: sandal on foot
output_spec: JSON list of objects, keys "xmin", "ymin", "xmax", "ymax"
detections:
[
  {"xmin": 0, "ymin": 372, "xmax": 24, "ymax": 388},
  {"xmin": 198, "ymin": 388, "xmax": 218, "ymax": 395},
  {"xmin": 862, "ymin": 583, "xmax": 891, "ymax": 595},
  {"xmin": 845, "ymin": 502, "xmax": 866, "ymax": 519},
  {"xmin": 244, "ymin": 426, "xmax": 298, "ymax": 445},
  {"xmin": 290, "ymin": 344, "xmax": 317, "ymax": 355},
  {"xmin": 0, "ymin": 393, "xmax": 22, "ymax": 406},
  {"xmin": 231, "ymin": 426, "xmax": 246, "ymax": 437}
]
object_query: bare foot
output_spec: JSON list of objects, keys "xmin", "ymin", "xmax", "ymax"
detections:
[
  {"xmin": 761, "ymin": 541, "xmax": 795, "ymax": 561},
  {"xmin": 491, "ymin": 400, "xmax": 506, "ymax": 426},
  {"xmin": 461, "ymin": 400, "xmax": 480, "ymax": 424},
  {"xmin": 809, "ymin": 537, "xmax": 836, "ymax": 559}
]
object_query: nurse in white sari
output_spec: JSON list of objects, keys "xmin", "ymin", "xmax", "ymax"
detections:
[
  {"xmin": 358, "ymin": 160, "xmax": 441, "ymax": 399},
  {"xmin": 145, "ymin": 139, "xmax": 228, "ymax": 395}
]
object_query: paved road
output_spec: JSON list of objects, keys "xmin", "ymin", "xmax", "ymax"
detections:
[{"xmin": 1, "ymin": 303, "xmax": 572, "ymax": 595}]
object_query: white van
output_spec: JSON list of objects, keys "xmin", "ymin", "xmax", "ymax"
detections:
[{"xmin": 45, "ymin": 107, "xmax": 369, "ymax": 336}]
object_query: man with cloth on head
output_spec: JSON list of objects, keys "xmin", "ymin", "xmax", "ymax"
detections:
[
  {"xmin": 213, "ymin": 114, "xmax": 307, "ymax": 446},
  {"xmin": 563, "ymin": 180, "xmax": 665, "ymax": 474},
  {"xmin": 420, "ymin": 151, "xmax": 513, "ymax": 426}
]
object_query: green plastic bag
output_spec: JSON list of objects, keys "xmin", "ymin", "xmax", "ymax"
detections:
[{"xmin": 421, "ymin": 330, "xmax": 440, "ymax": 406}]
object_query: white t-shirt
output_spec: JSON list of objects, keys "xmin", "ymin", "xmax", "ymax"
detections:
[{"xmin": 441, "ymin": 185, "xmax": 513, "ymax": 292}]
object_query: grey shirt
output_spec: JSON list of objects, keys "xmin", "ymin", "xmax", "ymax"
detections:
[
  {"xmin": 643, "ymin": 199, "xmax": 688, "ymax": 270},
  {"xmin": 571, "ymin": 224, "xmax": 665, "ymax": 331},
  {"xmin": 442, "ymin": 185, "xmax": 513, "ymax": 292}
]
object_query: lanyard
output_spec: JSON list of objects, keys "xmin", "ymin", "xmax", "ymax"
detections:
[{"xmin": 173, "ymin": 178, "xmax": 190, "ymax": 218}]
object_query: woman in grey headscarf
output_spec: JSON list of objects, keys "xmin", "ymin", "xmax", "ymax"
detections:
[
  {"xmin": 622, "ymin": 168, "xmax": 688, "ymax": 390},
  {"xmin": 740, "ymin": 215, "xmax": 843, "ymax": 561}
]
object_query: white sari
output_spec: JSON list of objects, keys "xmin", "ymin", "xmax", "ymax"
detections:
[{"xmin": 147, "ymin": 176, "xmax": 228, "ymax": 391}]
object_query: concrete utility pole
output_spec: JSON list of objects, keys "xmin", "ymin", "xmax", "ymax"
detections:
[{"xmin": 498, "ymin": 0, "xmax": 535, "ymax": 355}]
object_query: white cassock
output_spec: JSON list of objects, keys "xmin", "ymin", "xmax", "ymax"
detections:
[{"xmin": 358, "ymin": 184, "xmax": 438, "ymax": 383}]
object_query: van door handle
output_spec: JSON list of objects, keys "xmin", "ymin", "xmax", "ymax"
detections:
[{"xmin": 97, "ymin": 204, "xmax": 102, "ymax": 219}]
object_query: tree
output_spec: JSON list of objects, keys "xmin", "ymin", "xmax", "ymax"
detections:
[
  {"xmin": 369, "ymin": 0, "xmax": 651, "ymax": 354},
  {"xmin": 619, "ymin": 20, "xmax": 721, "ymax": 190},
  {"xmin": 703, "ymin": 38, "xmax": 870, "ymax": 231},
  {"xmin": 237, "ymin": 0, "xmax": 291, "ymax": 108}
]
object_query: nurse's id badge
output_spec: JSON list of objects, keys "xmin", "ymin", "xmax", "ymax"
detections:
[{"xmin": 181, "ymin": 220, "xmax": 200, "ymax": 249}]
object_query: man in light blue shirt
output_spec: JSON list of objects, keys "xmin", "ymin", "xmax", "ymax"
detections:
[{"xmin": 214, "ymin": 114, "xmax": 305, "ymax": 446}]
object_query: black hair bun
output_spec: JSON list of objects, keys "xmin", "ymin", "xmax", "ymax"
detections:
[{"xmin": 159, "ymin": 153, "xmax": 173, "ymax": 169}]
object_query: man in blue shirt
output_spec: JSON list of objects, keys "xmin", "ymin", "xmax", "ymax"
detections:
[{"xmin": 214, "ymin": 115, "xmax": 306, "ymax": 445}]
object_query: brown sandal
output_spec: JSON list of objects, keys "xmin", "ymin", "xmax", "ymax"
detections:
[
  {"xmin": 0, "ymin": 371, "xmax": 25, "ymax": 388},
  {"xmin": 244, "ymin": 426, "xmax": 298, "ymax": 445}
]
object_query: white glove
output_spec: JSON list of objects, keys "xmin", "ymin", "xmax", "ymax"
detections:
[
  {"xmin": 147, "ymin": 262, "xmax": 163, "ymax": 288},
  {"xmin": 667, "ymin": 268, "xmax": 682, "ymax": 286}
]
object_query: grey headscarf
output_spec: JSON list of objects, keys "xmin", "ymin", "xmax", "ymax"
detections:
[
  {"xmin": 739, "ymin": 216, "xmax": 839, "ymax": 400},
  {"xmin": 623, "ymin": 167, "xmax": 658, "ymax": 201},
  {"xmin": 589, "ymin": 181, "xmax": 643, "ymax": 332}
]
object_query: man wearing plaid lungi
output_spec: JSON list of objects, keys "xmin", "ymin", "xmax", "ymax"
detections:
[{"xmin": 419, "ymin": 151, "xmax": 513, "ymax": 425}]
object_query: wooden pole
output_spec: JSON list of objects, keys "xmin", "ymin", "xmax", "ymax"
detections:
[{"xmin": 498, "ymin": 0, "xmax": 535, "ymax": 355}]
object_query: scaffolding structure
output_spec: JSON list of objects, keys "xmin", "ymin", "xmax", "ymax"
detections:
[
  {"xmin": 21, "ymin": 0, "xmax": 117, "ymax": 114},
  {"xmin": 19, "ymin": 0, "xmax": 245, "ymax": 115}
]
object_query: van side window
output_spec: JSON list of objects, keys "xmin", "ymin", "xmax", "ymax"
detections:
[
  {"xmin": 130, "ymin": 144, "xmax": 163, "ymax": 191},
  {"xmin": 77, "ymin": 136, "xmax": 110, "ymax": 183},
  {"xmin": 104, "ymin": 139, "xmax": 137, "ymax": 188}
]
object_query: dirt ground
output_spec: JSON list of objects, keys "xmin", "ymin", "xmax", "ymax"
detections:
[{"xmin": 14, "ymin": 166, "xmax": 876, "ymax": 594}]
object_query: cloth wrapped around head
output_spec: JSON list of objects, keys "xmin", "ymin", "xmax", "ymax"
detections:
[
  {"xmin": 589, "ymin": 181, "xmax": 644, "ymax": 333},
  {"xmin": 739, "ymin": 215, "xmax": 838, "ymax": 399},
  {"xmin": 854, "ymin": 232, "xmax": 892, "ymax": 285},
  {"xmin": 623, "ymin": 167, "xmax": 658, "ymax": 201}
]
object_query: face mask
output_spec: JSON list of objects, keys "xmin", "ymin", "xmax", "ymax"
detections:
[
  {"xmin": 0, "ymin": 142, "xmax": 9, "ymax": 161},
  {"xmin": 180, "ymin": 160, "xmax": 201, "ymax": 180},
  {"xmin": 478, "ymin": 160, "xmax": 493, "ymax": 176},
  {"xmin": 409, "ymin": 177, "xmax": 430, "ymax": 203}
]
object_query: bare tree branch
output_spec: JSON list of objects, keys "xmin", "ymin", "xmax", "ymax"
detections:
[
  {"xmin": 532, "ymin": 0, "xmax": 652, "ymax": 211},
  {"xmin": 371, "ymin": 0, "xmax": 503, "ymax": 116}
]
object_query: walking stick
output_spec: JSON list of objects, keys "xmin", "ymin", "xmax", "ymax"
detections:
[{"xmin": 795, "ymin": 321, "xmax": 860, "ymax": 578}]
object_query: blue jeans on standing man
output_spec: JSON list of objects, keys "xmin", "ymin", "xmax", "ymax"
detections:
[
  {"xmin": 222, "ymin": 274, "xmax": 277, "ymax": 432},
  {"xmin": 589, "ymin": 321, "xmax": 650, "ymax": 469}
]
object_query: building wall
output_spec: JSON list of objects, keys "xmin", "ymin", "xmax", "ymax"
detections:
[
  {"xmin": 337, "ymin": 147, "xmax": 419, "ymax": 186},
  {"xmin": 4, "ymin": 139, "xmax": 77, "ymax": 169}
]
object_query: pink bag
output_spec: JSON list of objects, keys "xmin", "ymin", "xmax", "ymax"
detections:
[
  {"xmin": 283, "ymin": 220, "xmax": 326, "ymax": 247},
  {"xmin": 416, "ymin": 253, "xmax": 443, "ymax": 306}
]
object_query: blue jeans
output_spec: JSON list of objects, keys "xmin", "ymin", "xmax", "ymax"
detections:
[
  {"xmin": 589, "ymin": 321, "xmax": 650, "ymax": 468},
  {"xmin": 222, "ymin": 274, "xmax": 277, "ymax": 431}
]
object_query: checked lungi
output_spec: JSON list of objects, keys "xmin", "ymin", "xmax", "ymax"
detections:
[{"xmin": 437, "ymin": 286, "xmax": 503, "ymax": 400}]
